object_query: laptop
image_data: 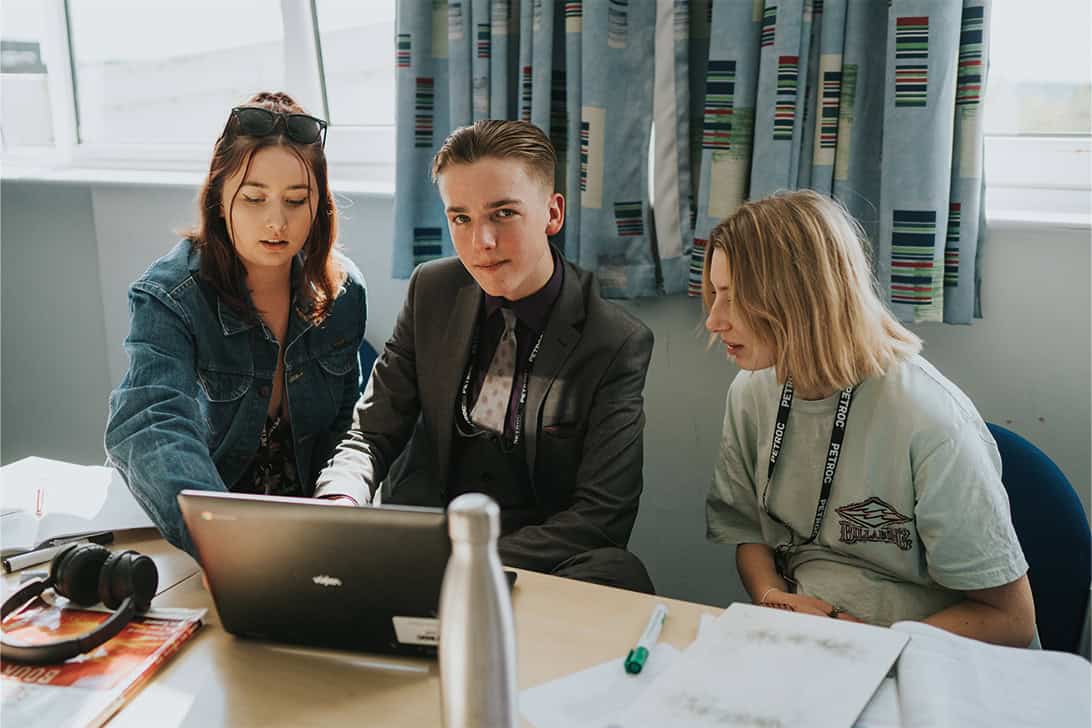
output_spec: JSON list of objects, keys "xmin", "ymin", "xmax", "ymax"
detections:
[{"xmin": 178, "ymin": 490, "xmax": 449, "ymax": 657}]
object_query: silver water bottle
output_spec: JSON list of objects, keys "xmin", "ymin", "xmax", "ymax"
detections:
[{"xmin": 439, "ymin": 493, "xmax": 518, "ymax": 728}]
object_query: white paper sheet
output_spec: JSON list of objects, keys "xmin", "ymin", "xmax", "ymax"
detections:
[
  {"xmin": 520, "ymin": 644, "xmax": 680, "ymax": 728},
  {"xmin": 696, "ymin": 612, "xmax": 719, "ymax": 642},
  {"xmin": 854, "ymin": 677, "xmax": 901, "ymax": 728},
  {"xmin": 891, "ymin": 621, "xmax": 1091, "ymax": 728},
  {"xmin": 602, "ymin": 603, "xmax": 908, "ymax": 728},
  {"xmin": 0, "ymin": 457, "xmax": 152, "ymax": 552}
]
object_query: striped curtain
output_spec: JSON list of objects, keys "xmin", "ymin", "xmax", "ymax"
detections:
[
  {"xmin": 393, "ymin": 0, "xmax": 686, "ymax": 298},
  {"xmin": 392, "ymin": 1, "xmax": 990, "ymax": 321},
  {"xmin": 684, "ymin": 0, "xmax": 990, "ymax": 323}
]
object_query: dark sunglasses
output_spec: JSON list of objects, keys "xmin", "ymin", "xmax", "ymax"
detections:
[{"xmin": 230, "ymin": 106, "xmax": 328, "ymax": 147}]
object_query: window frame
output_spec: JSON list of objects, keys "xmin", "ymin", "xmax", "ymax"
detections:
[{"xmin": 983, "ymin": 135, "xmax": 1090, "ymax": 223}]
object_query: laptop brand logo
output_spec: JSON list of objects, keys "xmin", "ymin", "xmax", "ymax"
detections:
[{"xmin": 312, "ymin": 575, "xmax": 342, "ymax": 587}]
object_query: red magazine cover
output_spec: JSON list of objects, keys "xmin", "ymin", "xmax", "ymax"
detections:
[{"xmin": 1, "ymin": 597, "xmax": 204, "ymax": 728}]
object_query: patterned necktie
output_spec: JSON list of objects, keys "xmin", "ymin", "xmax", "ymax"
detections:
[{"xmin": 470, "ymin": 308, "xmax": 517, "ymax": 435}]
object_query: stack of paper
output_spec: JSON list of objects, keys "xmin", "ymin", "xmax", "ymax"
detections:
[
  {"xmin": 889, "ymin": 621, "xmax": 1090, "ymax": 727},
  {"xmin": 599, "ymin": 604, "xmax": 908, "ymax": 728},
  {"xmin": 521, "ymin": 603, "xmax": 1091, "ymax": 728}
]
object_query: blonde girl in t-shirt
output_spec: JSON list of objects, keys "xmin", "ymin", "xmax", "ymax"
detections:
[{"xmin": 701, "ymin": 190, "xmax": 1035, "ymax": 647}]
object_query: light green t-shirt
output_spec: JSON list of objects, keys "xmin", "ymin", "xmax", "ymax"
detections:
[{"xmin": 706, "ymin": 355, "xmax": 1029, "ymax": 627}]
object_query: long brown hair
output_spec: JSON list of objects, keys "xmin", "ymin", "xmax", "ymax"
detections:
[
  {"xmin": 187, "ymin": 91, "xmax": 340, "ymax": 324},
  {"xmin": 702, "ymin": 190, "xmax": 921, "ymax": 395}
]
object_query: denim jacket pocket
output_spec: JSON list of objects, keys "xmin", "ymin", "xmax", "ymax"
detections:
[
  {"xmin": 317, "ymin": 351, "xmax": 355, "ymax": 377},
  {"xmin": 197, "ymin": 368, "xmax": 252, "ymax": 402}
]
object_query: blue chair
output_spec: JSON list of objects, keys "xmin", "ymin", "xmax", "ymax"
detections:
[
  {"xmin": 358, "ymin": 339, "xmax": 379, "ymax": 393},
  {"xmin": 987, "ymin": 423, "xmax": 1091, "ymax": 653}
]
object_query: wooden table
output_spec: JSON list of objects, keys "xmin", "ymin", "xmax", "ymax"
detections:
[{"xmin": 3, "ymin": 529, "xmax": 723, "ymax": 727}]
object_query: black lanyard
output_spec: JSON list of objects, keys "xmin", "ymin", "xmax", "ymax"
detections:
[
  {"xmin": 761, "ymin": 378, "xmax": 856, "ymax": 553},
  {"xmin": 457, "ymin": 320, "xmax": 545, "ymax": 448}
]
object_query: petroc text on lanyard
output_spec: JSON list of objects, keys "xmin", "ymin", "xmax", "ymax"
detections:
[{"xmin": 761, "ymin": 378, "xmax": 856, "ymax": 566}]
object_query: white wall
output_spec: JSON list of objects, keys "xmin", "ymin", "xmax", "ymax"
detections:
[{"xmin": 2, "ymin": 179, "xmax": 1088, "ymax": 607}]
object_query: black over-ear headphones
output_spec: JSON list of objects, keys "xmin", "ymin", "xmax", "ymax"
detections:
[{"xmin": 1, "ymin": 543, "xmax": 158, "ymax": 665}]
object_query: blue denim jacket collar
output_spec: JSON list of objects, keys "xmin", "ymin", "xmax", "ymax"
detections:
[
  {"xmin": 184, "ymin": 247, "xmax": 312, "ymax": 339},
  {"xmin": 218, "ymin": 297, "xmax": 314, "ymax": 342},
  {"xmin": 217, "ymin": 299, "xmax": 257, "ymax": 336}
]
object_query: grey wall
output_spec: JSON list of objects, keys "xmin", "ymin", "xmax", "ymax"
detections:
[
  {"xmin": 2, "ymin": 179, "xmax": 1089, "ymax": 608},
  {"xmin": 1, "ymin": 183, "xmax": 113, "ymax": 465}
]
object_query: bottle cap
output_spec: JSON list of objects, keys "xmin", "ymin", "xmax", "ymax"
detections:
[{"xmin": 447, "ymin": 493, "xmax": 500, "ymax": 544}]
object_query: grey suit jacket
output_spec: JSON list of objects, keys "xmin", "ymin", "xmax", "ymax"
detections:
[{"xmin": 316, "ymin": 253, "xmax": 654, "ymax": 572}]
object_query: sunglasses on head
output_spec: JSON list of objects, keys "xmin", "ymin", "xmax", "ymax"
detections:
[{"xmin": 230, "ymin": 106, "xmax": 328, "ymax": 147}]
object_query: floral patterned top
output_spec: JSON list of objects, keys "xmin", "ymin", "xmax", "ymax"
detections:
[{"xmin": 234, "ymin": 415, "xmax": 303, "ymax": 497}]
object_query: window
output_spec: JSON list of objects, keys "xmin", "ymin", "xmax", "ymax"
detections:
[
  {"xmin": 315, "ymin": 0, "xmax": 396, "ymax": 127},
  {"xmin": 1, "ymin": 1, "xmax": 397, "ymax": 181},
  {"xmin": 984, "ymin": 1, "xmax": 1091, "ymax": 135},
  {"xmin": 66, "ymin": 0, "xmax": 287, "ymax": 146},
  {"xmin": 983, "ymin": 0, "xmax": 1090, "ymax": 220},
  {"xmin": 1, "ymin": 1, "xmax": 54, "ymax": 150}
]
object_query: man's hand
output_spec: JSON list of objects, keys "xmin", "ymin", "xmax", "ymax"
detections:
[{"xmin": 758, "ymin": 588, "xmax": 864, "ymax": 623}]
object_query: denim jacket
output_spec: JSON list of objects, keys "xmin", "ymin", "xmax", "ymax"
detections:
[{"xmin": 105, "ymin": 239, "xmax": 367, "ymax": 557}]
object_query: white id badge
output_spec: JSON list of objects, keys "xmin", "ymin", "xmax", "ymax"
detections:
[{"xmin": 392, "ymin": 616, "xmax": 439, "ymax": 646}]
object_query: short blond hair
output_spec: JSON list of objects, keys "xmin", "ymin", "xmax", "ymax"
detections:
[
  {"xmin": 431, "ymin": 119, "xmax": 556, "ymax": 189},
  {"xmin": 702, "ymin": 190, "xmax": 921, "ymax": 394}
]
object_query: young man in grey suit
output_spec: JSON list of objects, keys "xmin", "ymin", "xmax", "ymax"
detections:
[{"xmin": 316, "ymin": 120, "xmax": 654, "ymax": 593}]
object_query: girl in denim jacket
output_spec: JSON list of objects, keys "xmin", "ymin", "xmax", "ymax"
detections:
[{"xmin": 106, "ymin": 92, "xmax": 367, "ymax": 558}]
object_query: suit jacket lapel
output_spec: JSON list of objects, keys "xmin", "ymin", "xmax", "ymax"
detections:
[
  {"xmin": 434, "ymin": 279, "xmax": 481, "ymax": 497},
  {"xmin": 524, "ymin": 263, "xmax": 585, "ymax": 481}
]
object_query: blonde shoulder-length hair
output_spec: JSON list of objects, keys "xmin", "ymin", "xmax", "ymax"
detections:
[{"xmin": 702, "ymin": 189, "xmax": 921, "ymax": 395}]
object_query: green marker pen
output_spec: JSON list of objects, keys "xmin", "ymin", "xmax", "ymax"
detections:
[{"xmin": 624, "ymin": 603, "xmax": 668, "ymax": 674}]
